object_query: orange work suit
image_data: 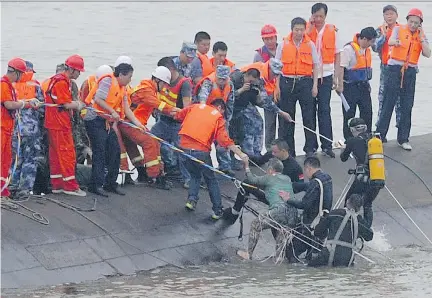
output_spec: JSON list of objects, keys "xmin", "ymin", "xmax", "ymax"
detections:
[
  {"xmin": 43, "ymin": 73, "xmax": 80, "ymax": 192},
  {"xmin": 1, "ymin": 75, "xmax": 16, "ymax": 197}
]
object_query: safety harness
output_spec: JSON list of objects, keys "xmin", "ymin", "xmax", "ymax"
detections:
[
  {"xmin": 325, "ymin": 208, "xmax": 359, "ymax": 266},
  {"xmin": 310, "ymin": 178, "xmax": 329, "ymax": 232}
]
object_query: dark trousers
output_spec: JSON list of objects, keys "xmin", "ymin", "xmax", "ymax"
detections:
[
  {"xmin": 314, "ymin": 75, "xmax": 334, "ymax": 150},
  {"xmin": 85, "ymin": 117, "xmax": 120, "ymax": 189},
  {"xmin": 342, "ymin": 81, "xmax": 372, "ymax": 140},
  {"xmin": 278, "ymin": 76, "xmax": 316, "ymax": 156},
  {"xmin": 344, "ymin": 179, "xmax": 380, "ymax": 227},
  {"xmin": 183, "ymin": 149, "xmax": 222, "ymax": 213},
  {"xmin": 264, "ymin": 110, "xmax": 277, "ymax": 150},
  {"xmin": 376, "ymin": 65, "xmax": 417, "ymax": 144}
]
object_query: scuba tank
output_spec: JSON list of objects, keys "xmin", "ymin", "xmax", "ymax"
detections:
[{"xmin": 367, "ymin": 132, "xmax": 385, "ymax": 188}]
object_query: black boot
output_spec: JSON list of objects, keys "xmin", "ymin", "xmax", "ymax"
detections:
[
  {"xmin": 137, "ymin": 166, "xmax": 149, "ymax": 182},
  {"xmin": 222, "ymin": 207, "xmax": 239, "ymax": 225},
  {"xmin": 147, "ymin": 175, "xmax": 172, "ymax": 190},
  {"xmin": 124, "ymin": 173, "xmax": 138, "ymax": 185}
]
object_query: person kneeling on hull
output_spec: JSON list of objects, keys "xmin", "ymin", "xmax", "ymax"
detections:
[
  {"xmin": 308, "ymin": 194, "xmax": 374, "ymax": 267},
  {"xmin": 340, "ymin": 117, "xmax": 385, "ymax": 228},
  {"xmin": 236, "ymin": 158, "xmax": 298, "ymax": 260}
]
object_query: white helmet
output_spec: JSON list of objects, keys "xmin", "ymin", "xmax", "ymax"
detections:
[
  {"xmin": 114, "ymin": 56, "xmax": 132, "ymax": 67},
  {"xmin": 151, "ymin": 66, "xmax": 171, "ymax": 84},
  {"xmin": 95, "ymin": 64, "xmax": 113, "ymax": 79}
]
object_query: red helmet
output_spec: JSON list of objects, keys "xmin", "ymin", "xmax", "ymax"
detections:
[
  {"xmin": 407, "ymin": 8, "xmax": 423, "ymax": 23},
  {"xmin": 8, "ymin": 57, "xmax": 27, "ymax": 73},
  {"xmin": 261, "ymin": 24, "xmax": 277, "ymax": 38},
  {"xmin": 65, "ymin": 54, "xmax": 85, "ymax": 72}
]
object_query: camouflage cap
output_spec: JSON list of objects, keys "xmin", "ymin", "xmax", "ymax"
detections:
[
  {"xmin": 56, "ymin": 63, "xmax": 66, "ymax": 74},
  {"xmin": 181, "ymin": 42, "xmax": 197, "ymax": 58},
  {"xmin": 25, "ymin": 61, "xmax": 36, "ymax": 73},
  {"xmin": 269, "ymin": 58, "xmax": 283, "ymax": 75},
  {"xmin": 216, "ymin": 65, "xmax": 230, "ymax": 79}
]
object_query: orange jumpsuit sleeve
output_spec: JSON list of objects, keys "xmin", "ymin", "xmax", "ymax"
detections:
[
  {"xmin": 131, "ymin": 89, "xmax": 175, "ymax": 115},
  {"xmin": 215, "ymin": 118, "xmax": 234, "ymax": 148},
  {"xmin": 79, "ymin": 80, "xmax": 90, "ymax": 101},
  {"xmin": 1, "ymin": 82, "xmax": 13, "ymax": 102},
  {"xmin": 52, "ymin": 80, "xmax": 72, "ymax": 104}
]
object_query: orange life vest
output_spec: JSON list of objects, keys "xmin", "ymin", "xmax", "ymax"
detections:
[
  {"xmin": 378, "ymin": 23, "xmax": 398, "ymax": 65},
  {"xmin": 84, "ymin": 73, "xmax": 126, "ymax": 120},
  {"xmin": 240, "ymin": 61, "xmax": 276, "ymax": 95},
  {"xmin": 209, "ymin": 57, "xmax": 236, "ymax": 73},
  {"xmin": 179, "ymin": 103, "xmax": 224, "ymax": 150},
  {"xmin": 388, "ymin": 25, "xmax": 423, "ymax": 65},
  {"xmin": 160, "ymin": 77, "xmax": 191, "ymax": 108},
  {"xmin": 130, "ymin": 79, "xmax": 158, "ymax": 125},
  {"xmin": 87, "ymin": 75, "xmax": 97, "ymax": 92},
  {"xmin": 280, "ymin": 33, "xmax": 314, "ymax": 76},
  {"xmin": 194, "ymin": 73, "xmax": 232, "ymax": 104},
  {"xmin": 343, "ymin": 35, "xmax": 372, "ymax": 83},
  {"xmin": 13, "ymin": 72, "xmax": 40, "ymax": 101},
  {"xmin": 198, "ymin": 53, "xmax": 214, "ymax": 77},
  {"xmin": 306, "ymin": 23, "xmax": 337, "ymax": 64}
]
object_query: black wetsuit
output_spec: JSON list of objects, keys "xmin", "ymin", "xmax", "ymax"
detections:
[
  {"xmin": 308, "ymin": 208, "xmax": 373, "ymax": 267},
  {"xmin": 341, "ymin": 133, "xmax": 381, "ymax": 227}
]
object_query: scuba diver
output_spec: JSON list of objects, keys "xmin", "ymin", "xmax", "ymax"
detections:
[
  {"xmin": 308, "ymin": 194, "xmax": 374, "ymax": 267},
  {"xmin": 340, "ymin": 117, "xmax": 385, "ymax": 227}
]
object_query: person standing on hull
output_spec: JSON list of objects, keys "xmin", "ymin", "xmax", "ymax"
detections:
[
  {"xmin": 191, "ymin": 31, "xmax": 212, "ymax": 85},
  {"xmin": 341, "ymin": 118, "xmax": 384, "ymax": 228},
  {"xmin": 372, "ymin": 5, "xmax": 399, "ymax": 131},
  {"xmin": 195, "ymin": 65, "xmax": 235, "ymax": 176},
  {"xmin": 43, "ymin": 55, "xmax": 87, "ymax": 197},
  {"xmin": 83, "ymin": 59, "xmax": 137, "ymax": 197},
  {"xmin": 339, "ymin": 27, "xmax": 377, "ymax": 140},
  {"xmin": 308, "ymin": 194, "xmax": 374, "ymax": 267},
  {"xmin": 10, "ymin": 61, "xmax": 45, "ymax": 200},
  {"xmin": 279, "ymin": 156, "xmax": 333, "ymax": 260},
  {"xmin": 151, "ymin": 57, "xmax": 192, "ymax": 189},
  {"xmin": 1, "ymin": 58, "xmax": 38, "ymax": 198},
  {"xmin": 376, "ymin": 8, "xmax": 431, "ymax": 151},
  {"xmin": 173, "ymin": 98, "xmax": 249, "ymax": 220},
  {"xmin": 224, "ymin": 139, "xmax": 304, "ymax": 224},
  {"xmin": 236, "ymin": 158, "xmax": 298, "ymax": 261},
  {"xmin": 275, "ymin": 17, "xmax": 319, "ymax": 158},
  {"xmin": 254, "ymin": 25, "xmax": 279, "ymax": 151},
  {"xmin": 306, "ymin": 2, "xmax": 343, "ymax": 158},
  {"xmin": 172, "ymin": 42, "xmax": 198, "ymax": 79}
]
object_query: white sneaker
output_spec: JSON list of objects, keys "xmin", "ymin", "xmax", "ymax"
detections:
[
  {"xmin": 63, "ymin": 189, "xmax": 87, "ymax": 197},
  {"xmin": 52, "ymin": 189, "xmax": 63, "ymax": 194},
  {"xmin": 398, "ymin": 142, "xmax": 412, "ymax": 151}
]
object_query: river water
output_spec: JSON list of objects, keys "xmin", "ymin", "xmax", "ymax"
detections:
[{"xmin": 2, "ymin": 1, "xmax": 432, "ymax": 297}]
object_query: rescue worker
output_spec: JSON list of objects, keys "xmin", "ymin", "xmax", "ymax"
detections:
[
  {"xmin": 195, "ymin": 65, "xmax": 235, "ymax": 176},
  {"xmin": 210, "ymin": 41, "xmax": 236, "ymax": 72},
  {"xmin": 121, "ymin": 66, "xmax": 180, "ymax": 189},
  {"xmin": 172, "ymin": 42, "xmax": 198, "ymax": 78},
  {"xmin": 224, "ymin": 139, "xmax": 304, "ymax": 225},
  {"xmin": 151, "ymin": 57, "xmax": 192, "ymax": 187},
  {"xmin": 280, "ymin": 156, "xmax": 333, "ymax": 261},
  {"xmin": 236, "ymin": 158, "xmax": 298, "ymax": 260},
  {"xmin": 306, "ymin": 2, "xmax": 342, "ymax": 158},
  {"xmin": 173, "ymin": 98, "xmax": 249, "ymax": 219},
  {"xmin": 79, "ymin": 64, "xmax": 113, "ymax": 102},
  {"xmin": 275, "ymin": 17, "xmax": 320, "ymax": 157},
  {"xmin": 340, "ymin": 118, "xmax": 382, "ymax": 227},
  {"xmin": 191, "ymin": 31, "xmax": 212, "ymax": 85},
  {"xmin": 83, "ymin": 57, "xmax": 138, "ymax": 197},
  {"xmin": 253, "ymin": 24, "xmax": 279, "ymax": 150},
  {"xmin": 373, "ymin": 5, "xmax": 400, "ymax": 130},
  {"xmin": 43, "ymin": 55, "xmax": 87, "ymax": 197},
  {"xmin": 232, "ymin": 59, "xmax": 292, "ymax": 159},
  {"xmin": 10, "ymin": 61, "xmax": 45, "ymax": 199},
  {"xmin": 308, "ymin": 194, "xmax": 374, "ymax": 267},
  {"xmin": 339, "ymin": 27, "xmax": 377, "ymax": 140},
  {"xmin": 377, "ymin": 8, "xmax": 431, "ymax": 151},
  {"xmin": 1, "ymin": 58, "xmax": 38, "ymax": 198}
]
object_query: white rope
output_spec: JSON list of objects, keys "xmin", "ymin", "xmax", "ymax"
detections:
[{"xmin": 385, "ymin": 185, "xmax": 432, "ymax": 246}]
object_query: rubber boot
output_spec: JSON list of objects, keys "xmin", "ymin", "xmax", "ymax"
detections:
[{"xmin": 137, "ymin": 166, "xmax": 149, "ymax": 182}]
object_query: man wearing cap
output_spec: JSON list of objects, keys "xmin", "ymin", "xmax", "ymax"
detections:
[
  {"xmin": 377, "ymin": 8, "xmax": 431, "ymax": 151},
  {"xmin": 172, "ymin": 42, "xmax": 198, "ymax": 79},
  {"xmin": 9, "ymin": 61, "xmax": 45, "ymax": 199},
  {"xmin": 306, "ymin": 3, "xmax": 343, "ymax": 158},
  {"xmin": 194, "ymin": 65, "xmax": 235, "ymax": 176},
  {"xmin": 275, "ymin": 17, "xmax": 320, "ymax": 158},
  {"xmin": 233, "ymin": 58, "xmax": 292, "ymax": 160},
  {"xmin": 373, "ymin": 5, "xmax": 400, "ymax": 130},
  {"xmin": 254, "ymin": 25, "xmax": 280, "ymax": 150}
]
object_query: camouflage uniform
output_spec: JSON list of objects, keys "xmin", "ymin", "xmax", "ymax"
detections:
[
  {"xmin": 10, "ymin": 84, "xmax": 45, "ymax": 194},
  {"xmin": 172, "ymin": 42, "xmax": 198, "ymax": 78}
]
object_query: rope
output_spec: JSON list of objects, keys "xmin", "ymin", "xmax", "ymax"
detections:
[{"xmin": 1, "ymin": 197, "xmax": 49, "ymax": 225}]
